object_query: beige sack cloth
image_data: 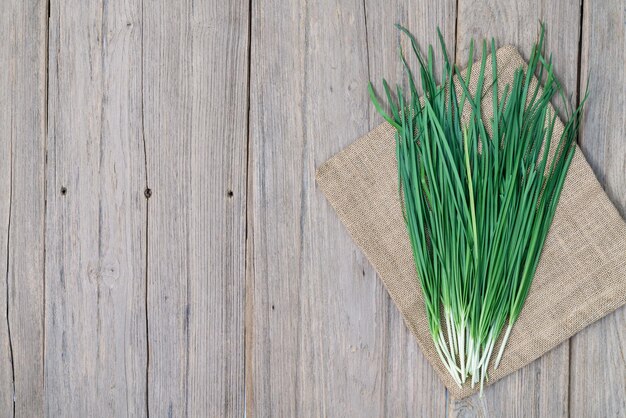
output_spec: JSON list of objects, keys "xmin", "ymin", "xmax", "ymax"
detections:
[{"xmin": 316, "ymin": 45, "xmax": 626, "ymax": 398}]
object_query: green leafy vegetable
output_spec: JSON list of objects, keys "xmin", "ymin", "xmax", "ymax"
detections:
[{"xmin": 369, "ymin": 24, "xmax": 587, "ymax": 393}]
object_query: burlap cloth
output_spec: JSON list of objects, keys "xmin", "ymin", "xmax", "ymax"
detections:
[{"xmin": 316, "ymin": 45, "xmax": 626, "ymax": 398}]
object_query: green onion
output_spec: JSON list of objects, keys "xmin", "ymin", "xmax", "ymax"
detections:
[{"xmin": 369, "ymin": 24, "xmax": 587, "ymax": 393}]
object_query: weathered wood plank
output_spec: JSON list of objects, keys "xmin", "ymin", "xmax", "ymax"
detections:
[
  {"xmin": 577, "ymin": 0, "xmax": 626, "ymax": 217},
  {"xmin": 248, "ymin": 0, "xmax": 375, "ymax": 415},
  {"xmin": 45, "ymin": 0, "xmax": 147, "ymax": 415},
  {"xmin": 0, "ymin": 1, "xmax": 47, "ymax": 416},
  {"xmin": 364, "ymin": 1, "xmax": 457, "ymax": 415},
  {"xmin": 248, "ymin": 0, "xmax": 451, "ymax": 415},
  {"xmin": 570, "ymin": 1, "xmax": 626, "ymax": 416},
  {"xmin": 0, "ymin": 4, "xmax": 17, "ymax": 415},
  {"xmin": 451, "ymin": 1, "xmax": 581, "ymax": 416},
  {"xmin": 143, "ymin": 0, "xmax": 249, "ymax": 415}
]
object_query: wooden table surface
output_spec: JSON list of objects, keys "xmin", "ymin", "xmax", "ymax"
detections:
[{"xmin": 1, "ymin": 0, "xmax": 624, "ymax": 416}]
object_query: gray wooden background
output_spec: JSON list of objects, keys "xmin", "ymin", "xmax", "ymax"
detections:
[{"xmin": 1, "ymin": 0, "xmax": 624, "ymax": 416}]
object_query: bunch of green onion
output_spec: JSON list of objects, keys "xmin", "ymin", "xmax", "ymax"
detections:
[{"xmin": 369, "ymin": 25, "xmax": 587, "ymax": 392}]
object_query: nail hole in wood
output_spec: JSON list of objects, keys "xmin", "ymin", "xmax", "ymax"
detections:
[
  {"xmin": 144, "ymin": 188, "xmax": 152, "ymax": 199},
  {"xmin": 271, "ymin": 305, "xmax": 275, "ymax": 310},
  {"xmin": 227, "ymin": 190, "xmax": 234, "ymax": 198},
  {"xmin": 60, "ymin": 186, "xmax": 67, "ymax": 196}
]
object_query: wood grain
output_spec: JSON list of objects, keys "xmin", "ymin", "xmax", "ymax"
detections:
[
  {"xmin": 0, "ymin": 0, "xmax": 624, "ymax": 416},
  {"xmin": 364, "ymin": 1, "xmax": 456, "ymax": 415},
  {"xmin": 570, "ymin": 1, "xmax": 626, "ymax": 416},
  {"xmin": 142, "ymin": 0, "xmax": 249, "ymax": 415},
  {"xmin": 452, "ymin": 1, "xmax": 581, "ymax": 416},
  {"xmin": 248, "ymin": 0, "xmax": 382, "ymax": 415},
  {"xmin": 248, "ymin": 0, "xmax": 453, "ymax": 416},
  {"xmin": 45, "ymin": 0, "xmax": 147, "ymax": 415},
  {"xmin": 0, "ymin": 1, "xmax": 47, "ymax": 416}
]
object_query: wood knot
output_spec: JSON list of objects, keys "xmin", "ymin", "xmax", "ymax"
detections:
[{"xmin": 88, "ymin": 258, "xmax": 119, "ymax": 288}]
